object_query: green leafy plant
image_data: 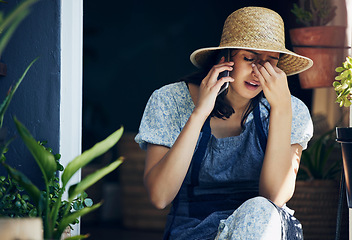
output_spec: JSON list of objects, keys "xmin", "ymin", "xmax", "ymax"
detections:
[
  {"xmin": 333, "ymin": 56, "xmax": 352, "ymax": 107},
  {"xmin": 297, "ymin": 129, "xmax": 341, "ymax": 180},
  {"xmin": 0, "ymin": 175, "xmax": 36, "ymax": 217},
  {"xmin": 2, "ymin": 123, "xmax": 123, "ymax": 239},
  {"xmin": 0, "ymin": 77, "xmax": 124, "ymax": 239},
  {"xmin": 0, "ymin": 1, "xmax": 124, "ymax": 239},
  {"xmin": 0, "ymin": 74, "xmax": 124, "ymax": 239},
  {"xmin": 291, "ymin": 0, "xmax": 337, "ymax": 27}
]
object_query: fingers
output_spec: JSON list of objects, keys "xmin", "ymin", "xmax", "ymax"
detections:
[
  {"xmin": 252, "ymin": 62, "xmax": 285, "ymax": 85},
  {"xmin": 252, "ymin": 63, "xmax": 270, "ymax": 84},
  {"xmin": 195, "ymin": 62, "xmax": 234, "ymax": 117},
  {"xmin": 199, "ymin": 62, "xmax": 234, "ymax": 98},
  {"xmin": 204, "ymin": 62, "xmax": 234, "ymax": 85},
  {"xmin": 252, "ymin": 63, "xmax": 267, "ymax": 86}
]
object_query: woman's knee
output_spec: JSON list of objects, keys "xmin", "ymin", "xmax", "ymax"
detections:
[
  {"xmin": 239, "ymin": 196, "xmax": 277, "ymax": 212},
  {"xmin": 218, "ymin": 196, "xmax": 282, "ymax": 239},
  {"xmin": 236, "ymin": 196, "xmax": 281, "ymax": 221}
]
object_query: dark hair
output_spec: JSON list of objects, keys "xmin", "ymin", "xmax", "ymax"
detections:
[{"xmin": 180, "ymin": 69, "xmax": 265, "ymax": 130}]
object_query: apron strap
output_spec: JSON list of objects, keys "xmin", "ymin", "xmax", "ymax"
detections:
[
  {"xmin": 190, "ymin": 117, "xmax": 211, "ymax": 189},
  {"xmin": 163, "ymin": 116, "xmax": 211, "ymax": 240},
  {"xmin": 253, "ymin": 103, "xmax": 267, "ymax": 153}
]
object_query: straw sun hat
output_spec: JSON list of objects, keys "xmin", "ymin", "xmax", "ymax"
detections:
[{"xmin": 190, "ymin": 6, "xmax": 313, "ymax": 76}]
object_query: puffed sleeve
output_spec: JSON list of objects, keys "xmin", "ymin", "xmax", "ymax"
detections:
[
  {"xmin": 135, "ymin": 86, "xmax": 181, "ymax": 150},
  {"xmin": 290, "ymin": 96, "xmax": 314, "ymax": 150}
]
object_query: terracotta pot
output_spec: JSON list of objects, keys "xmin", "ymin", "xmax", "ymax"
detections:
[
  {"xmin": 289, "ymin": 26, "xmax": 347, "ymax": 89},
  {"xmin": 287, "ymin": 180, "xmax": 348, "ymax": 240}
]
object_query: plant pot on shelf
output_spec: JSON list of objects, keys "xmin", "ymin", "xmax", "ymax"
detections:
[
  {"xmin": 336, "ymin": 127, "xmax": 352, "ymax": 208},
  {"xmin": 289, "ymin": 26, "xmax": 347, "ymax": 89}
]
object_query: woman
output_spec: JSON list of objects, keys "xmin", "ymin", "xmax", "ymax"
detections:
[{"xmin": 135, "ymin": 7, "xmax": 314, "ymax": 240}]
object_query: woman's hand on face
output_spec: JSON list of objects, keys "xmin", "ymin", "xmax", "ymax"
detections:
[
  {"xmin": 193, "ymin": 58, "xmax": 234, "ymax": 118},
  {"xmin": 252, "ymin": 62, "xmax": 291, "ymax": 110}
]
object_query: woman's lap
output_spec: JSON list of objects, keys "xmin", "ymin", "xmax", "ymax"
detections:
[{"xmin": 215, "ymin": 196, "xmax": 303, "ymax": 240}]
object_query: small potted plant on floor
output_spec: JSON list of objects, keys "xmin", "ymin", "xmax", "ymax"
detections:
[
  {"xmin": 290, "ymin": 0, "xmax": 347, "ymax": 88},
  {"xmin": 334, "ymin": 56, "xmax": 352, "ymax": 209},
  {"xmin": 0, "ymin": 60, "xmax": 124, "ymax": 240}
]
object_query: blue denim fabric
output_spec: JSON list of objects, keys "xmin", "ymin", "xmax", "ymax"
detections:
[{"xmin": 135, "ymin": 82, "xmax": 312, "ymax": 240}]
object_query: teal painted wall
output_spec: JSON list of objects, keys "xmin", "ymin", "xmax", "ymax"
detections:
[{"xmin": 0, "ymin": 0, "xmax": 61, "ymax": 186}]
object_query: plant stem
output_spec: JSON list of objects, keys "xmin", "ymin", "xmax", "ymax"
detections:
[
  {"xmin": 53, "ymin": 198, "xmax": 71, "ymax": 239},
  {"xmin": 43, "ymin": 183, "xmax": 52, "ymax": 239},
  {"xmin": 50, "ymin": 186, "xmax": 65, "ymax": 236}
]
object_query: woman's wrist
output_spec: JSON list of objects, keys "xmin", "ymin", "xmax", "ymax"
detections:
[
  {"xmin": 270, "ymin": 99, "xmax": 292, "ymax": 117},
  {"xmin": 191, "ymin": 107, "xmax": 211, "ymax": 123}
]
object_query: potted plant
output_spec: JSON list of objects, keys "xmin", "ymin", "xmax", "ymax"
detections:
[
  {"xmin": 0, "ymin": 50, "xmax": 124, "ymax": 240},
  {"xmin": 334, "ymin": 56, "xmax": 352, "ymax": 209},
  {"xmin": 0, "ymin": 139, "xmax": 111, "ymax": 240},
  {"xmin": 1, "ymin": 115, "xmax": 124, "ymax": 240},
  {"xmin": 0, "ymin": 0, "xmax": 124, "ymax": 239},
  {"xmin": 290, "ymin": 0, "xmax": 347, "ymax": 89}
]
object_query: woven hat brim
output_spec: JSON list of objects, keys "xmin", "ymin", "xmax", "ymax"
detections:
[{"xmin": 190, "ymin": 46, "xmax": 313, "ymax": 76}]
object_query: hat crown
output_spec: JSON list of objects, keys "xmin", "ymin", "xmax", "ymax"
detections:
[
  {"xmin": 189, "ymin": 7, "xmax": 313, "ymax": 76},
  {"xmin": 220, "ymin": 7, "xmax": 285, "ymax": 51}
]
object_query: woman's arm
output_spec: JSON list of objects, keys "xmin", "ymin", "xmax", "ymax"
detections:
[
  {"xmin": 144, "ymin": 61, "xmax": 234, "ymax": 209},
  {"xmin": 253, "ymin": 62, "xmax": 302, "ymax": 207},
  {"xmin": 259, "ymin": 111, "xmax": 303, "ymax": 206},
  {"xmin": 145, "ymin": 112, "xmax": 206, "ymax": 209}
]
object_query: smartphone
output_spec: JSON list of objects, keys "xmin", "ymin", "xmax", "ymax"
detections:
[{"xmin": 217, "ymin": 49, "xmax": 230, "ymax": 95}]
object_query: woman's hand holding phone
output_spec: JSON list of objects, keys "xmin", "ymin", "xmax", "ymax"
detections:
[{"xmin": 193, "ymin": 56, "xmax": 234, "ymax": 118}]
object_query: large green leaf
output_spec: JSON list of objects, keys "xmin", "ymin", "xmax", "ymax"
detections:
[
  {"xmin": 0, "ymin": 58, "xmax": 37, "ymax": 128},
  {"xmin": 55, "ymin": 202, "xmax": 102, "ymax": 239},
  {"xmin": 68, "ymin": 158, "xmax": 123, "ymax": 202},
  {"xmin": 2, "ymin": 162, "xmax": 41, "ymax": 206},
  {"xmin": 61, "ymin": 127, "xmax": 123, "ymax": 187},
  {"xmin": 14, "ymin": 117, "xmax": 57, "ymax": 183}
]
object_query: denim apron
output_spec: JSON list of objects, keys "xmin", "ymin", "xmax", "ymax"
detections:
[
  {"xmin": 163, "ymin": 105, "xmax": 266, "ymax": 239},
  {"xmin": 163, "ymin": 104, "xmax": 303, "ymax": 240}
]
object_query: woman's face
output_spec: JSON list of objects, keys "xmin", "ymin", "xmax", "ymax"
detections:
[{"xmin": 227, "ymin": 49, "xmax": 280, "ymax": 100}]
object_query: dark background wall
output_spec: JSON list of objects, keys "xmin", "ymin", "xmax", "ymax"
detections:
[
  {"xmin": 82, "ymin": 0, "xmax": 312, "ymax": 150},
  {"xmin": 0, "ymin": 0, "xmax": 60, "ymax": 186},
  {"xmin": 0, "ymin": 0, "xmax": 313, "ymax": 205}
]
